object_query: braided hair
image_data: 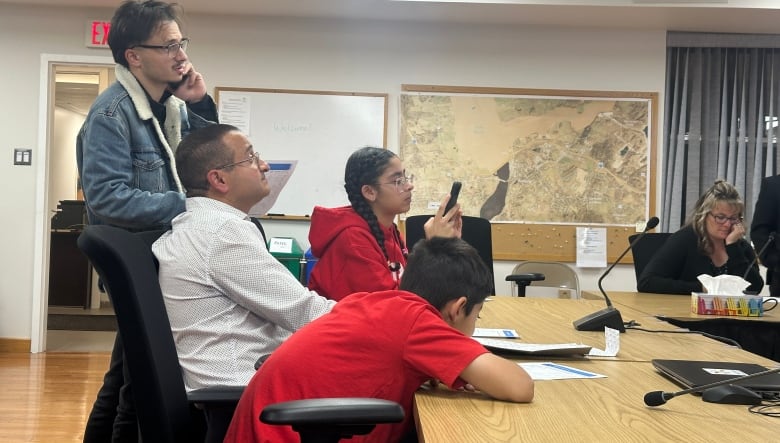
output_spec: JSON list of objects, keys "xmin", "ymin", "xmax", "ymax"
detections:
[{"xmin": 344, "ymin": 147, "xmax": 407, "ymax": 265}]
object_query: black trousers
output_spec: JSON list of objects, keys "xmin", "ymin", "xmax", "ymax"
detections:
[{"xmin": 83, "ymin": 333, "xmax": 138, "ymax": 443}]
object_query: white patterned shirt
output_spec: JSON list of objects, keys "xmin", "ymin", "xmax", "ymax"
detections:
[{"xmin": 152, "ymin": 197, "xmax": 335, "ymax": 391}]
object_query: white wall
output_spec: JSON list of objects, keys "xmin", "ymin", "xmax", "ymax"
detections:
[
  {"xmin": 0, "ymin": 3, "xmax": 669, "ymax": 342},
  {"xmin": 49, "ymin": 107, "xmax": 83, "ymax": 215}
]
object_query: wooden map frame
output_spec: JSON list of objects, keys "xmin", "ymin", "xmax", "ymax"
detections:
[{"xmin": 400, "ymin": 84, "xmax": 658, "ymax": 262}]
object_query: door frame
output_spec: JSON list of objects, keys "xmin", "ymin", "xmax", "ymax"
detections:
[{"xmin": 30, "ymin": 53, "xmax": 113, "ymax": 353}]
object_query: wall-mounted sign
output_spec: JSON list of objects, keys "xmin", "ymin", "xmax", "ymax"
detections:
[{"xmin": 86, "ymin": 20, "xmax": 111, "ymax": 48}]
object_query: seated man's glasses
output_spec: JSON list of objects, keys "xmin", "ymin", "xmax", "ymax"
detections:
[
  {"xmin": 215, "ymin": 151, "xmax": 260, "ymax": 170},
  {"xmin": 132, "ymin": 38, "xmax": 190, "ymax": 58}
]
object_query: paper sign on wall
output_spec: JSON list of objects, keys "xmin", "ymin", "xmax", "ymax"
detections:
[{"xmin": 576, "ymin": 227, "xmax": 607, "ymax": 268}]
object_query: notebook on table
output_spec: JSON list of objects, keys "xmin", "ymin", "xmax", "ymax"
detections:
[
  {"xmin": 474, "ymin": 337, "xmax": 592, "ymax": 356},
  {"xmin": 651, "ymin": 359, "xmax": 780, "ymax": 396}
]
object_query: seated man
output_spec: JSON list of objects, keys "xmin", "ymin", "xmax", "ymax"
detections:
[
  {"xmin": 224, "ymin": 237, "xmax": 535, "ymax": 443},
  {"xmin": 152, "ymin": 124, "xmax": 335, "ymax": 392}
]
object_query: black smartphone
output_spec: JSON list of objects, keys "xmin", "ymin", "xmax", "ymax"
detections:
[
  {"xmin": 443, "ymin": 181, "xmax": 462, "ymax": 214},
  {"xmin": 168, "ymin": 73, "xmax": 190, "ymax": 91}
]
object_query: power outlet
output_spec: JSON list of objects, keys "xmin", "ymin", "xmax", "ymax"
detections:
[{"xmin": 558, "ymin": 288, "xmax": 572, "ymax": 299}]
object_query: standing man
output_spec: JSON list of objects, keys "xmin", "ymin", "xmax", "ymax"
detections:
[
  {"xmin": 76, "ymin": 1, "xmax": 217, "ymax": 441},
  {"xmin": 751, "ymin": 175, "xmax": 780, "ymax": 296}
]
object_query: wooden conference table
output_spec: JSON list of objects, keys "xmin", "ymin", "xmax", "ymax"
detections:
[
  {"xmin": 584, "ymin": 290, "xmax": 780, "ymax": 361},
  {"xmin": 413, "ymin": 296, "xmax": 780, "ymax": 442}
]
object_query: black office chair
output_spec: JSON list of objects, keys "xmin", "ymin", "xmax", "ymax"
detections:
[
  {"xmin": 260, "ymin": 398, "xmax": 405, "ymax": 443},
  {"xmin": 79, "ymin": 225, "xmax": 404, "ymax": 443},
  {"xmin": 78, "ymin": 225, "xmax": 244, "ymax": 443},
  {"xmin": 405, "ymin": 214, "xmax": 496, "ymax": 294},
  {"xmin": 628, "ymin": 232, "xmax": 672, "ymax": 283}
]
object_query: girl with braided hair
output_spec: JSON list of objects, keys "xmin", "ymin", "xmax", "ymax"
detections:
[{"xmin": 307, "ymin": 146, "xmax": 462, "ymax": 301}]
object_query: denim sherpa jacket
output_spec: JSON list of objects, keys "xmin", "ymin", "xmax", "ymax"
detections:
[{"xmin": 76, "ymin": 64, "xmax": 213, "ymax": 229}]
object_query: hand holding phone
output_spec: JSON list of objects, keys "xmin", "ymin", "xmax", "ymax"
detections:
[
  {"xmin": 444, "ymin": 181, "xmax": 462, "ymax": 214},
  {"xmin": 168, "ymin": 73, "xmax": 190, "ymax": 91}
]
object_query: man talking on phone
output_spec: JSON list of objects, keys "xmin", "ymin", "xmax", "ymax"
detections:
[{"xmin": 76, "ymin": 2, "xmax": 217, "ymax": 442}]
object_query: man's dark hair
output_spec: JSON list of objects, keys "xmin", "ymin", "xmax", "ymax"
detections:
[
  {"xmin": 109, "ymin": 1, "xmax": 184, "ymax": 68},
  {"xmin": 175, "ymin": 124, "xmax": 239, "ymax": 197},
  {"xmin": 400, "ymin": 237, "xmax": 493, "ymax": 315}
]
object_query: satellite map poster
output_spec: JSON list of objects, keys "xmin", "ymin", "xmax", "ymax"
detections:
[{"xmin": 400, "ymin": 85, "xmax": 656, "ymax": 227}]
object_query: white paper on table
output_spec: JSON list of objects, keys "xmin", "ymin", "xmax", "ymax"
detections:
[
  {"xmin": 587, "ymin": 326, "xmax": 620, "ymax": 357},
  {"xmin": 472, "ymin": 328, "xmax": 520, "ymax": 338},
  {"xmin": 518, "ymin": 362, "xmax": 607, "ymax": 380}
]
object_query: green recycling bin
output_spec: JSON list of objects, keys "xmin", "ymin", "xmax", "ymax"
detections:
[{"xmin": 268, "ymin": 237, "xmax": 305, "ymax": 282}]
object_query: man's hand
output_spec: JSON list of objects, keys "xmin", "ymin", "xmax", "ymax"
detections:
[{"xmin": 169, "ymin": 62, "xmax": 207, "ymax": 103}]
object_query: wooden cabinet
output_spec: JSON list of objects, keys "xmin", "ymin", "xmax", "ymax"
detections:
[{"xmin": 48, "ymin": 230, "xmax": 91, "ymax": 308}]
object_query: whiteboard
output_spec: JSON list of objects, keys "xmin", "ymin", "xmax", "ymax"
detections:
[{"xmin": 215, "ymin": 87, "xmax": 387, "ymax": 217}]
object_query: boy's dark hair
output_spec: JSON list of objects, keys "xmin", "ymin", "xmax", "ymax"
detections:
[
  {"xmin": 109, "ymin": 1, "xmax": 184, "ymax": 68},
  {"xmin": 400, "ymin": 237, "xmax": 493, "ymax": 315},
  {"xmin": 175, "ymin": 124, "xmax": 239, "ymax": 197}
]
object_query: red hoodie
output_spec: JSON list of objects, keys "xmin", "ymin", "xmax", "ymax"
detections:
[{"xmin": 307, "ymin": 205, "xmax": 407, "ymax": 301}]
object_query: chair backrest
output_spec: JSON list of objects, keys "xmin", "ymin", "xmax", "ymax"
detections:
[
  {"xmin": 628, "ymin": 232, "xmax": 673, "ymax": 283},
  {"xmin": 404, "ymin": 215, "xmax": 495, "ymax": 294},
  {"xmin": 77, "ymin": 225, "xmax": 201, "ymax": 443},
  {"xmin": 509, "ymin": 261, "xmax": 580, "ymax": 298}
]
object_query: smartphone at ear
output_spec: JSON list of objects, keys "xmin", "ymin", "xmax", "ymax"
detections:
[
  {"xmin": 168, "ymin": 73, "xmax": 190, "ymax": 91},
  {"xmin": 444, "ymin": 181, "xmax": 462, "ymax": 214}
]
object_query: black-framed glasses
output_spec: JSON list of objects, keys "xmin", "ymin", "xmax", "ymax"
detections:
[
  {"xmin": 709, "ymin": 212, "xmax": 743, "ymax": 225},
  {"xmin": 132, "ymin": 38, "xmax": 189, "ymax": 58},
  {"xmin": 215, "ymin": 151, "xmax": 260, "ymax": 170},
  {"xmin": 380, "ymin": 174, "xmax": 414, "ymax": 193}
]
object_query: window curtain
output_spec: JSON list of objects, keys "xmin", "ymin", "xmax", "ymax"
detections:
[{"xmin": 662, "ymin": 32, "xmax": 780, "ymax": 234}]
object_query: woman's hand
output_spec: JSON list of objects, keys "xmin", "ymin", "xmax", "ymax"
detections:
[
  {"xmin": 726, "ymin": 221, "xmax": 746, "ymax": 245},
  {"xmin": 423, "ymin": 194, "xmax": 463, "ymax": 239}
]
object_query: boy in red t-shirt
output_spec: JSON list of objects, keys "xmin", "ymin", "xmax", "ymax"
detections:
[{"xmin": 224, "ymin": 237, "xmax": 534, "ymax": 443}]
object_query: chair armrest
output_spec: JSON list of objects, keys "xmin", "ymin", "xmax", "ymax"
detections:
[
  {"xmin": 187, "ymin": 386, "xmax": 245, "ymax": 404},
  {"xmin": 505, "ymin": 273, "xmax": 545, "ymax": 283},
  {"xmin": 260, "ymin": 398, "xmax": 404, "ymax": 426}
]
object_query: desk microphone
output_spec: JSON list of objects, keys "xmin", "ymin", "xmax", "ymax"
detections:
[
  {"xmin": 573, "ymin": 216, "xmax": 659, "ymax": 333},
  {"xmin": 742, "ymin": 231, "xmax": 775, "ymax": 281},
  {"xmin": 644, "ymin": 366, "xmax": 780, "ymax": 406}
]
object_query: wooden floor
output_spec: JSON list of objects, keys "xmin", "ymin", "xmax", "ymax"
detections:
[{"xmin": 0, "ymin": 350, "xmax": 110, "ymax": 442}]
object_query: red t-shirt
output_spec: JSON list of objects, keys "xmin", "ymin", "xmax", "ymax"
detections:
[{"xmin": 223, "ymin": 290, "xmax": 489, "ymax": 443}]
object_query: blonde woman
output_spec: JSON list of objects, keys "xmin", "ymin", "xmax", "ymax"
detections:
[{"xmin": 638, "ymin": 180, "xmax": 763, "ymax": 294}]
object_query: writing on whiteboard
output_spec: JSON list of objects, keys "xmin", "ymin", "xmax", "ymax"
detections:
[{"xmin": 273, "ymin": 122, "xmax": 312, "ymax": 134}]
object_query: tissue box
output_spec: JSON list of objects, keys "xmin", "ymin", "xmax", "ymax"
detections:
[{"xmin": 691, "ymin": 293, "xmax": 763, "ymax": 317}]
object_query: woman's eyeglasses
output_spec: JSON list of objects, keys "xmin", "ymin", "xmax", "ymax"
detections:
[
  {"xmin": 709, "ymin": 213, "xmax": 743, "ymax": 225},
  {"xmin": 380, "ymin": 175, "xmax": 414, "ymax": 193}
]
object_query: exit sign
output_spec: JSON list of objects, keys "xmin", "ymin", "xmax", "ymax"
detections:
[{"xmin": 86, "ymin": 20, "xmax": 111, "ymax": 48}]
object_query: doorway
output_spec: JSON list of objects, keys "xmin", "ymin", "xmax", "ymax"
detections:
[{"xmin": 31, "ymin": 54, "xmax": 115, "ymax": 352}]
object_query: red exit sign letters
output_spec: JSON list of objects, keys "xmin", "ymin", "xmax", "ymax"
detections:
[{"xmin": 86, "ymin": 20, "xmax": 111, "ymax": 48}]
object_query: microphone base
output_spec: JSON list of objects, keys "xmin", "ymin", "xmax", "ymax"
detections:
[{"xmin": 573, "ymin": 306, "xmax": 626, "ymax": 333}]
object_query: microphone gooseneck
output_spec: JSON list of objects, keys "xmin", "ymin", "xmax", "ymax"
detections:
[
  {"xmin": 574, "ymin": 217, "xmax": 659, "ymax": 333},
  {"xmin": 743, "ymin": 232, "xmax": 776, "ymax": 281},
  {"xmin": 644, "ymin": 366, "xmax": 780, "ymax": 407},
  {"xmin": 596, "ymin": 217, "xmax": 660, "ymax": 308}
]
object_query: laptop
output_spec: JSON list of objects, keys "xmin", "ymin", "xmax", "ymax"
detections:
[{"xmin": 651, "ymin": 359, "xmax": 780, "ymax": 397}]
